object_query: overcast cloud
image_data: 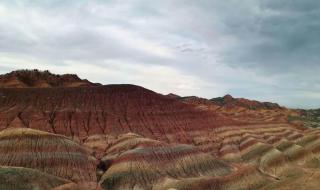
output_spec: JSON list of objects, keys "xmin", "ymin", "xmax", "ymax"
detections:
[{"xmin": 0, "ymin": 0, "xmax": 319, "ymax": 108}]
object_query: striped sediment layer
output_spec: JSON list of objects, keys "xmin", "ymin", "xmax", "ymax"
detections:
[
  {"xmin": 0, "ymin": 166, "xmax": 70, "ymax": 190},
  {"xmin": 0, "ymin": 128, "xmax": 97, "ymax": 182},
  {"xmin": 153, "ymin": 166, "xmax": 269, "ymax": 190},
  {"xmin": 1, "ymin": 124, "xmax": 319, "ymax": 190},
  {"xmin": 0, "ymin": 85, "xmax": 238, "ymax": 143},
  {"xmin": 52, "ymin": 182, "xmax": 103, "ymax": 190},
  {"xmin": 98, "ymin": 133, "xmax": 270, "ymax": 190},
  {"xmin": 198, "ymin": 124, "xmax": 320, "ymax": 178}
]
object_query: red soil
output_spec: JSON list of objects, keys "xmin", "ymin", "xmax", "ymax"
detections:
[{"xmin": 0, "ymin": 84, "xmax": 239, "ymax": 143}]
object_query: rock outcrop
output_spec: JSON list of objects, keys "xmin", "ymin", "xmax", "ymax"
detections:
[{"xmin": 0, "ymin": 69, "xmax": 99, "ymax": 88}]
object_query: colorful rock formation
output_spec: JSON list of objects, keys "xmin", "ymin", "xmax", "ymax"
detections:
[
  {"xmin": 180, "ymin": 95, "xmax": 300, "ymax": 124},
  {"xmin": 0, "ymin": 70, "xmax": 319, "ymax": 190},
  {"xmin": 99, "ymin": 133, "xmax": 236, "ymax": 190},
  {"xmin": 0, "ymin": 128, "xmax": 97, "ymax": 182},
  {"xmin": 0, "ymin": 84, "xmax": 238, "ymax": 142},
  {"xmin": 0, "ymin": 166, "xmax": 70, "ymax": 190}
]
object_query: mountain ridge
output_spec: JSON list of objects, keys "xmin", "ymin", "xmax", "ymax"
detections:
[{"xmin": 0, "ymin": 69, "xmax": 100, "ymax": 88}]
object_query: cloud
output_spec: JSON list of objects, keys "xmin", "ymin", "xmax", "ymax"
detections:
[
  {"xmin": 0, "ymin": 0, "xmax": 319, "ymax": 108},
  {"xmin": 0, "ymin": 53, "xmax": 225, "ymax": 98}
]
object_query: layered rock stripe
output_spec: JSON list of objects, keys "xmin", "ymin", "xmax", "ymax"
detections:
[
  {"xmin": 0, "ymin": 85, "xmax": 237, "ymax": 142},
  {"xmin": 0, "ymin": 166, "xmax": 70, "ymax": 190},
  {"xmin": 0, "ymin": 128, "xmax": 97, "ymax": 182},
  {"xmin": 99, "ymin": 134, "xmax": 236, "ymax": 190},
  {"xmin": 0, "ymin": 71, "xmax": 320, "ymax": 190}
]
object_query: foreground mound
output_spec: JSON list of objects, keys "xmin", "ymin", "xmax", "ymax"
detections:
[
  {"xmin": 0, "ymin": 166, "xmax": 69, "ymax": 190},
  {"xmin": 98, "ymin": 133, "xmax": 267, "ymax": 190},
  {"xmin": 0, "ymin": 128, "xmax": 97, "ymax": 182}
]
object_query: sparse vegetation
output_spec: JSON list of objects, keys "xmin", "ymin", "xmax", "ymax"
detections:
[{"xmin": 288, "ymin": 109, "xmax": 320, "ymax": 128}]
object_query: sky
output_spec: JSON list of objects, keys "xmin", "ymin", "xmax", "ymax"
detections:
[{"xmin": 0, "ymin": 0, "xmax": 319, "ymax": 108}]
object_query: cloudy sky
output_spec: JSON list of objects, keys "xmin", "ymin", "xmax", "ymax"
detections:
[{"xmin": 0, "ymin": 0, "xmax": 319, "ymax": 108}]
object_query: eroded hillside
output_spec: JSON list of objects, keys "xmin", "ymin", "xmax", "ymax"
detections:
[
  {"xmin": 178, "ymin": 94, "xmax": 301, "ymax": 125},
  {"xmin": 0, "ymin": 70, "xmax": 319, "ymax": 190},
  {"xmin": 0, "ymin": 84, "xmax": 238, "ymax": 143}
]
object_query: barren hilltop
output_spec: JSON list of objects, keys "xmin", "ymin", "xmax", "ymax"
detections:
[{"xmin": 0, "ymin": 69, "xmax": 100, "ymax": 88}]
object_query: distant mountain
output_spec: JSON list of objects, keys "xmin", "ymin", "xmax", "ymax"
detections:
[
  {"xmin": 210, "ymin": 94, "xmax": 282, "ymax": 110},
  {"xmin": 0, "ymin": 69, "xmax": 100, "ymax": 88},
  {"xmin": 166, "ymin": 93, "xmax": 181, "ymax": 99},
  {"xmin": 179, "ymin": 94, "xmax": 299, "ymax": 124}
]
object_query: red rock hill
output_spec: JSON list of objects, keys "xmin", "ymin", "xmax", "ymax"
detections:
[
  {"xmin": 0, "ymin": 69, "xmax": 99, "ymax": 88},
  {"xmin": 0, "ymin": 72, "xmax": 239, "ymax": 143}
]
